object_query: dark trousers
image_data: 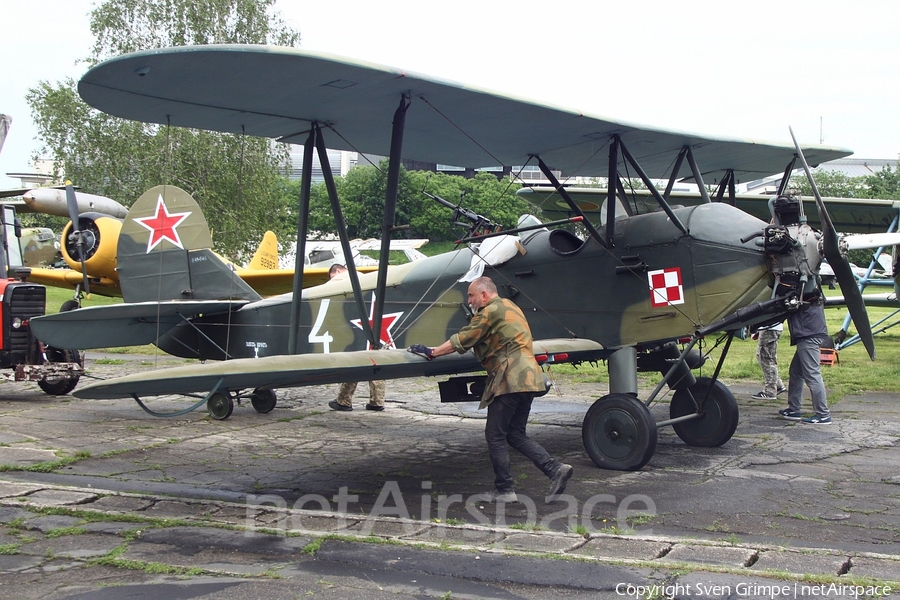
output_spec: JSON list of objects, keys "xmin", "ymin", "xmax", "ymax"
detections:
[{"xmin": 485, "ymin": 392, "xmax": 560, "ymax": 493}]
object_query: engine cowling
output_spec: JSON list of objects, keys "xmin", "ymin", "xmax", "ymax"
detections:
[{"xmin": 61, "ymin": 213, "xmax": 122, "ymax": 280}]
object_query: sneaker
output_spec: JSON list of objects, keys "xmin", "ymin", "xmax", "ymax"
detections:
[
  {"xmin": 776, "ymin": 385, "xmax": 787, "ymax": 395},
  {"xmin": 365, "ymin": 403, "xmax": 384, "ymax": 411},
  {"xmin": 751, "ymin": 391, "xmax": 777, "ymax": 400},
  {"xmin": 778, "ymin": 408, "xmax": 802, "ymax": 421},
  {"xmin": 488, "ymin": 489, "xmax": 518, "ymax": 503},
  {"xmin": 546, "ymin": 464, "xmax": 574, "ymax": 503},
  {"xmin": 802, "ymin": 414, "xmax": 832, "ymax": 425},
  {"xmin": 328, "ymin": 401, "xmax": 352, "ymax": 412}
]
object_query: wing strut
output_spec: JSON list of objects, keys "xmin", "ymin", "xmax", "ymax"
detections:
[
  {"xmin": 288, "ymin": 127, "xmax": 315, "ymax": 354},
  {"xmin": 315, "ymin": 123, "xmax": 376, "ymax": 348},
  {"xmin": 660, "ymin": 146, "xmax": 710, "ymax": 204},
  {"xmin": 662, "ymin": 146, "xmax": 688, "ymax": 200},
  {"xmin": 607, "ymin": 139, "xmax": 619, "ymax": 242},
  {"xmin": 616, "ymin": 137, "xmax": 690, "ymax": 236},
  {"xmin": 713, "ymin": 170, "xmax": 736, "ymax": 205},
  {"xmin": 775, "ymin": 156, "xmax": 798, "ymax": 197},
  {"xmin": 372, "ymin": 94, "xmax": 411, "ymax": 349},
  {"xmin": 685, "ymin": 147, "xmax": 711, "ymax": 203},
  {"xmin": 534, "ymin": 156, "xmax": 608, "ymax": 248}
]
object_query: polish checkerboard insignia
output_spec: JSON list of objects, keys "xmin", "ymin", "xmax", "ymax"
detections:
[{"xmin": 648, "ymin": 267, "xmax": 684, "ymax": 307}]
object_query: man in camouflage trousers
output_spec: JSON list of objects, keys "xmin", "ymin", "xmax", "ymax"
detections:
[
  {"xmin": 751, "ymin": 321, "xmax": 786, "ymax": 401},
  {"xmin": 409, "ymin": 276, "xmax": 573, "ymax": 504},
  {"xmin": 327, "ymin": 264, "xmax": 386, "ymax": 412}
]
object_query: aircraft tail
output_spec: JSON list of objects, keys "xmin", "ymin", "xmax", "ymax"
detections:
[
  {"xmin": 116, "ymin": 185, "xmax": 262, "ymax": 304},
  {"xmin": 247, "ymin": 230, "xmax": 279, "ymax": 270}
]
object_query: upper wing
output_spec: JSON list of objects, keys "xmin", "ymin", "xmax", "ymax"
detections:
[
  {"xmin": 73, "ymin": 338, "xmax": 608, "ymax": 400},
  {"xmin": 77, "ymin": 45, "xmax": 851, "ymax": 184}
]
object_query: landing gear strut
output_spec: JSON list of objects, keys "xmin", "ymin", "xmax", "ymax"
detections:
[{"xmin": 580, "ymin": 334, "xmax": 740, "ymax": 470}]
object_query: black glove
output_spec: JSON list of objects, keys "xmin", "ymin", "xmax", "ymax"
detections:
[{"xmin": 408, "ymin": 344, "xmax": 434, "ymax": 360}]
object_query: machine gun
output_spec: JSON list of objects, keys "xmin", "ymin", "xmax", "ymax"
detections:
[{"xmin": 420, "ymin": 184, "xmax": 503, "ymax": 240}]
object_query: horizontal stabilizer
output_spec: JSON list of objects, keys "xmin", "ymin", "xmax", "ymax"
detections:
[
  {"xmin": 74, "ymin": 338, "xmax": 607, "ymax": 399},
  {"xmin": 31, "ymin": 300, "xmax": 248, "ymax": 350}
]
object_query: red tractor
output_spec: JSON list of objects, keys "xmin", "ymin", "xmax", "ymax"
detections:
[{"xmin": 0, "ymin": 204, "xmax": 81, "ymax": 395}]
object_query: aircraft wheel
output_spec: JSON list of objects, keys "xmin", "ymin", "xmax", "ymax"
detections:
[
  {"xmin": 250, "ymin": 389, "xmax": 277, "ymax": 413},
  {"xmin": 38, "ymin": 347, "xmax": 81, "ymax": 396},
  {"xmin": 582, "ymin": 394, "xmax": 657, "ymax": 471},
  {"xmin": 207, "ymin": 392, "xmax": 234, "ymax": 420},
  {"xmin": 669, "ymin": 377, "xmax": 738, "ymax": 447},
  {"xmin": 60, "ymin": 300, "xmax": 80, "ymax": 312}
]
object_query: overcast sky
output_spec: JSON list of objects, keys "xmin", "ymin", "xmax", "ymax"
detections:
[{"xmin": 2, "ymin": 0, "xmax": 899, "ymax": 191}]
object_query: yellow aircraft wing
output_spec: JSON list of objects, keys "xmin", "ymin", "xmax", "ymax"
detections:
[{"xmin": 28, "ymin": 267, "xmax": 121, "ymax": 298}]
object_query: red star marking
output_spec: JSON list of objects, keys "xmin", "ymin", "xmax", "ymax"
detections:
[
  {"xmin": 351, "ymin": 293, "xmax": 404, "ymax": 350},
  {"xmin": 134, "ymin": 194, "xmax": 191, "ymax": 253}
]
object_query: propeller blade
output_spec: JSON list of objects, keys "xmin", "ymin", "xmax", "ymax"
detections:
[
  {"xmin": 64, "ymin": 181, "xmax": 90, "ymax": 295},
  {"xmin": 789, "ymin": 128, "xmax": 875, "ymax": 360}
]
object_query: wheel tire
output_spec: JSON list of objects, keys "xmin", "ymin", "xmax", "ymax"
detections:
[
  {"xmin": 37, "ymin": 347, "xmax": 81, "ymax": 396},
  {"xmin": 59, "ymin": 300, "xmax": 80, "ymax": 312},
  {"xmin": 669, "ymin": 376, "xmax": 739, "ymax": 447},
  {"xmin": 582, "ymin": 393, "xmax": 657, "ymax": 471},
  {"xmin": 207, "ymin": 391, "xmax": 234, "ymax": 420},
  {"xmin": 250, "ymin": 389, "xmax": 277, "ymax": 413}
]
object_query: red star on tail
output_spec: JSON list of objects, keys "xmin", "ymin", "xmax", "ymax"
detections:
[{"xmin": 134, "ymin": 195, "xmax": 191, "ymax": 253}]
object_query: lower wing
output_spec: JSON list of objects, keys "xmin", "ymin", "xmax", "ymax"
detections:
[{"xmin": 73, "ymin": 338, "xmax": 608, "ymax": 399}]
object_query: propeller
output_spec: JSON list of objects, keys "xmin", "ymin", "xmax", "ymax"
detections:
[
  {"xmin": 789, "ymin": 127, "xmax": 875, "ymax": 360},
  {"xmin": 64, "ymin": 181, "xmax": 90, "ymax": 296}
]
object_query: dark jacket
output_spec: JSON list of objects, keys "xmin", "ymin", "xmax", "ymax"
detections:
[{"xmin": 787, "ymin": 299, "xmax": 828, "ymax": 345}]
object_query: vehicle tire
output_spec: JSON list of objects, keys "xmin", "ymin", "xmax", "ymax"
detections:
[
  {"xmin": 582, "ymin": 393, "xmax": 657, "ymax": 471},
  {"xmin": 207, "ymin": 391, "xmax": 234, "ymax": 420},
  {"xmin": 38, "ymin": 347, "xmax": 81, "ymax": 396},
  {"xmin": 669, "ymin": 376, "xmax": 739, "ymax": 447},
  {"xmin": 250, "ymin": 388, "xmax": 277, "ymax": 413}
]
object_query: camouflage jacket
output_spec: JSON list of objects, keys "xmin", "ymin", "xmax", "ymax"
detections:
[{"xmin": 450, "ymin": 296, "xmax": 544, "ymax": 409}]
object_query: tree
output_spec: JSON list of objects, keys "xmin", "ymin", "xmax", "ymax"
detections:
[
  {"xmin": 863, "ymin": 165, "xmax": 900, "ymax": 200},
  {"xmin": 26, "ymin": 0, "xmax": 300, "ymax": 260},
  {"xmin": 790, "ymin": 170, "xmax": 866, "ymax": 199},
  {"xmin": 304, "ymin": 164, "xmax": 533, "ymax": 243}
]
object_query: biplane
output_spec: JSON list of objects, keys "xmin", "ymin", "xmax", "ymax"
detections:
[{"xmin": 31, "ymin": 45, "xmax": 874, "ymax": 471}]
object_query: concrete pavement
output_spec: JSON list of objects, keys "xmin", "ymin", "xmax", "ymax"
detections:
[{"xmin": 0, "ymin": 353, "xmax": 899, "ymax": 598}]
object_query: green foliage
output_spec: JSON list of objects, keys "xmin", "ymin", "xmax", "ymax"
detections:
[
  {"xmin": 791, "ymin": 171, "xmax": 866, "ymax": 198},
  {"xmin": 88, "ymin": 0, "xmax": 300, "ymax": 57},
  {"xmin": 305, "ymin": 163, "xmax": 533, "ymax": 242},
  {"xmin": 862, "ymin": 165, "xmax": 900, "ymax": 200},
  {"xmin": 26, "ymin": 0, "xmax": 300, "ymax": 262},
  {"xmin": 791, "ymin": 164, "xmax": 900, "ymax": 201}
]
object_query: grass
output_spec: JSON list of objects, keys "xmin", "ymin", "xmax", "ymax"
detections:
[{"xmin": 547, "ymin": 288, "xmax": 900, "ymax": 406}]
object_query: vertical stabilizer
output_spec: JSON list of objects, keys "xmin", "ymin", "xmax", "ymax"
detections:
[
  {"xmin": 117, "ymin": 185, "xmax": 261, "ymax": 304},
  {"xmin": 247, "ymin": 231, "xmax": 279, "ymax": 270}
]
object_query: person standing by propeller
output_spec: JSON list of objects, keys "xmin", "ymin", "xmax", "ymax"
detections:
[
  {"xmin": 408, "ymin": 276, "xmax": 573, "ymax": 503},
  {"xmin": 779, "ymin": 293, "xmax": 831, "ymax": 424}
]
